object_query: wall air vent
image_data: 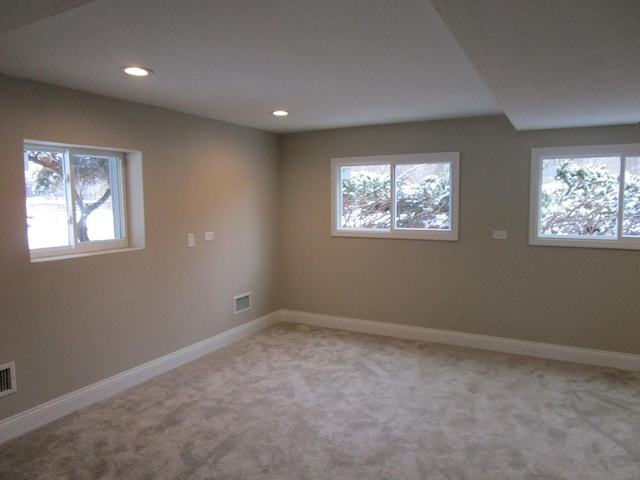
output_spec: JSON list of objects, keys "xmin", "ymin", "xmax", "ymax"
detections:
[
  {"xmin": 0, "ymin": 362, "xmax": 17, "ymax": 399},
  {"xmin": 234, "ymin": 292, "xmax": 252, "ymax": 315}
]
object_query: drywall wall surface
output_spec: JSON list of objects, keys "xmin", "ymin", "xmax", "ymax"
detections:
[
  {"xmin": 0, "ymin": 75, "xmax": 280, "ymax": 420},
  {"xmin": 279, "ymin": 115, "xmax": 640, "ymax": 355}
]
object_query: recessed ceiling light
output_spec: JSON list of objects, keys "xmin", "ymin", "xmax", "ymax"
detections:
[
  {"xmin": 272, "ymin": 110, "xmax": 289, "ymax": 117},
  {"xmin": 122, "ymin": 66, "xmax": 153, "ymax": 77}
]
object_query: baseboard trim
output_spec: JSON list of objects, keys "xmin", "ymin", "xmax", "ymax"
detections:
[
  {"xmin": 0, "ymin": 311, "xmax": 281, "ymax": 445},
  {"xmin": 4, "ymin": 309, "xmax": 638, "ymax": 445},
  {"xmin": 280, "ymin": 310, "xmax": 640, "ymax": 372}
]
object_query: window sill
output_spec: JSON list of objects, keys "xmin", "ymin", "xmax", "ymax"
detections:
[
  {"xmin": 30, "ymin": 246, "xmax": 145, "ymax": 263},
  {"xmin": 529, "ymin": 237, "xmax": 640, "ymax": 251},
  {"xmin": 332, "ymin": 229, "xmax": 458, "ymax": 241}
]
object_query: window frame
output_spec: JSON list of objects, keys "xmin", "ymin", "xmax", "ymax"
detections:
[
  {"xmin": 529, "ymin": 143, "xmax": 640, "ymax": 250},
  {"xmin": 24, "ymin": 141, "xmax": 129, "ymax": 260},
  {"xmin": 331, "ymin": 152, "xmax": 460, "ymax": 241}
]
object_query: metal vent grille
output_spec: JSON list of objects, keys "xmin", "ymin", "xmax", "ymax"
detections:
[
  {"xmin": 0, "ymin": 362, "xmax": 17, "ymax": 398},
  {"xmin": 234, "ymin": 292, "xmax": 251, "ymax": 315}
]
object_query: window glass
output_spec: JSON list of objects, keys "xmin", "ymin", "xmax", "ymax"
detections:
[
  {"xmin": 623, "ymin": 156, "xmax": 640, "ymax": 237},
  {"xmin": 395, "ymin": 162, "xmax": 451, "ymax": 230},
  {"xmin": 24, "ymin": 149, "xmax": 71, "ymax": 250},
  {"xmin": 539, "ymin": 156, "xmax": 619, "ymax": 238},
  {"xmin": 332, "ymin": 152, "xmax": 459, "ymax": 241},
  {"xmin": 72, "ymin": 154, "xmax": 122, "ymax": 243},
  {"xmin": 340, "ymin": 164, "xmax": 390, "ymax": 230},
  {"xmin": 24, "ymin": 142, "xmax": 129, "ymax": 259},
  {"xmin": 530, "ymin": 144, "xmax": 640, "ymax": 250}
]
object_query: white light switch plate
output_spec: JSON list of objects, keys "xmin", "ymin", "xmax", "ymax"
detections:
[
  {"xmin": 204, "ymin": 231, "xmax": 214, "ymax": 241},
  {"xmin": 493, "ymin": 230, "xmax": 508, "ymax": 240},
  {"xmin": 187, "ymin": 233, "xmax": 195, "ymax": 247}
]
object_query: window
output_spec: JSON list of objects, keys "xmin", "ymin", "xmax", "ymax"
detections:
[
  {"xmin": 24, "ymin": 141, "xmax": 132, "ymax": 259},
  {"xmin": 332, "ymin": 152, "xmax": 460, "ymax": 240},
  {"xmin": 529, "ymin": 144, "xmax": 640, "ymax": 250}
]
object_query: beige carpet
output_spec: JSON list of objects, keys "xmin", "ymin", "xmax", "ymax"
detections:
[{"xmin": 1, "ymin": 322, "xmax": 639, "ymax": 479}]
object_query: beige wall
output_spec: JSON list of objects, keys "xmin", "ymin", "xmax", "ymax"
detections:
[
  {"xmin": 0, "ymin": 76, "xmax": 280, "ymax": 420},
  {"xmin": 279, "ymin": 116, "xmax": 640, "ymax": 354},
  {"xmin": 2, "ymin": 74, "xmax": 640, "ymax": 423}
]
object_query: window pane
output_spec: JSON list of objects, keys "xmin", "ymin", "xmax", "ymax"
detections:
[
  {"xmin": 72, "ymin": 155, "xmax": 120, "ymax": 242},
  {"xmin": 623, "ymin": 156, "xmax": 640, "ymax": 237},
  {"xmin": 395, "ymin": 163, "xmax": 451, "ymax": 230},
  {"xmin": 24, "ymin": 150, "xmax": 70, "ymax": 249},
  {"xmin": 340, "ymin": 164, "xmax": 390, "ymax": 229},
  {"xmin": 539, "ymin": 156, "xmax": 620, "ymax": 237}
]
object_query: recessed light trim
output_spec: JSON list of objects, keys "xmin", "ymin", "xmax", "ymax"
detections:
[
  {"xmin": 272, "ymin": 110, "xmax": 289, "ymax": 117},
  {"xmin": 123, "ymin": 66, "xmax": 153, "ymax": 77}
]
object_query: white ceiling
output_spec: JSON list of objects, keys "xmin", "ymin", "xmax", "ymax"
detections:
[
  {"xmin": 431, "ymin": 0, "xmax": 640, "ymax": 131},
  {"xmin": 0, "ymin": 0, "xmax": 638, "ymax": 133}
]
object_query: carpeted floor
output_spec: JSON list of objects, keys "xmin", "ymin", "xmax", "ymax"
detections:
[{"xmin": 1, "ymin": 322, "xmax": 639, "ymax": 479}]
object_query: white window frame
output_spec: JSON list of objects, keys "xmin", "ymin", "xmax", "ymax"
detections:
[
  {"xmin": 24, "ymin": 141, "xmax": 129, "ymax": 259},
  {"xmin": 331, "ymin": 152, "xmax": 460, "ymax": 241},
  {"xmin": 529, "ymin": 144, "xmax": 640, "ymax": 250}
]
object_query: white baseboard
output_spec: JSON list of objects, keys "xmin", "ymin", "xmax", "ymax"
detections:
[
  {"xmin": 280, "ymin": 310, "xmax": 640, "ymax": 372},
  {"xmin": 0, "ymin": 311, "xmax": 281, "ymax": 445},
  {"xmin": 4, "ymin": 309, "xmax": 639, "ymax": 445}
]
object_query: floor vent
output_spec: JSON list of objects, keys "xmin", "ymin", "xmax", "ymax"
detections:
[
  {"xmin": 0, "ymin": 362, "xmax": 17, "ymax": 398},
  {"xmin": 234, "ymin": 292, "xmax": 251, "ymax": 315}
]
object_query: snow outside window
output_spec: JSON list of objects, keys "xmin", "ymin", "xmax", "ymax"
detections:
[
  {"xmin": 24, "ymin": 141, "xmax": 129, "ymax": 259},
  {"xmin": 529, "ymin": 144, "xmax": 640, "ymax": 250},
  {"xmin": 331, "ymin": 152, "xmax": 460, "ymax": 241}
]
